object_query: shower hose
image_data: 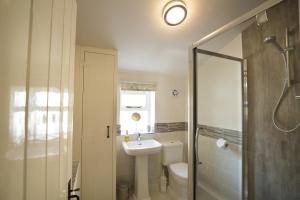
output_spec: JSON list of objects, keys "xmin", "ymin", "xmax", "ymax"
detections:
[{"xmin": 272, "ymin": 53, "xmax": 300, "ymax": 133}]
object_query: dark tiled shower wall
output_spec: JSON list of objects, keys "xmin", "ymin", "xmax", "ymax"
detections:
[{"xmin": 242, "ymin": 0, "xmax": 300, "ymax": 199}]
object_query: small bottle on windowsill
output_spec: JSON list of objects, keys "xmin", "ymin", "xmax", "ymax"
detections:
[{"xmin": 124, "ymin": 130, "xmax": 129, "ymax": 143}]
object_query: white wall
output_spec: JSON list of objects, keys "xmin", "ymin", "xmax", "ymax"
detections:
[
  {"xmin": 197, "ymin": 34, "xmax": 242, "ymax": 131},
  {"xmin": 118, "ymin": 71, "xmax": 188, "ymax": 123},
  {"xmin": 219, "ymin": 33, "xmax": 243, "ymax": 58}
]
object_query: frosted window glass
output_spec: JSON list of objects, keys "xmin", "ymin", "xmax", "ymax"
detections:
[
  {"xmin": 119, "ymin": 90, "xmax": 155, "ymax": 134},
  {"xmin": 121, "ymin": 94, "xmax": 146, "ymax": 108}
]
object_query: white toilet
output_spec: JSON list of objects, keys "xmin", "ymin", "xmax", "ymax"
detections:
[{"xmin": 162, "ymin": 141, "xmax": 188, "ymax": 200}]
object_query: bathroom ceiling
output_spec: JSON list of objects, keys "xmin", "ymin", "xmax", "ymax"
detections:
[{"xmin": 76, "ymin": 0, "xmax": 265, "ymax": 76}]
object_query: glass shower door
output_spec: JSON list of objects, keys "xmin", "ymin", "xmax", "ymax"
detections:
[{"xmin": 194, "ymin": 49, "xmax": 245, "ymax": 200}]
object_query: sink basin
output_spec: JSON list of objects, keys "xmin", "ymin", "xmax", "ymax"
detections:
[
  {"xmin": 122, "ymin": 139, "xmax": 162, "ymax": 156},
  {"xmin": 122, "ymin": 139, "xmax": 162, "ymax": 200}
]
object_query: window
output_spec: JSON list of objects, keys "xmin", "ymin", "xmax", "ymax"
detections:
[{"xmin": 119, "ymin": 89, "xmax": 155, "ymax": 135}]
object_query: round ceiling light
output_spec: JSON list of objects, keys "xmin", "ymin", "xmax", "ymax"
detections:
[{"xmin": 163, "ymin": 1, "xmax": 187, "ymax": 26}]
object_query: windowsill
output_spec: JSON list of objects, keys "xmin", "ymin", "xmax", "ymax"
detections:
[{"xmin": 119, "ymin": 130, "xmax": 155, "ymax": 136}]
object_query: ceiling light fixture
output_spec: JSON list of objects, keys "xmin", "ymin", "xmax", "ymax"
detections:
[{"xmin": 163, "ymin": 0, "xmax": 187, "ymax": 26}]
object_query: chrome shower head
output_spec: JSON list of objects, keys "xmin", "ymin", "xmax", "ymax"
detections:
[{"xmin": 263, "ymin": 36, "xmax": 284, "ymax": 52}]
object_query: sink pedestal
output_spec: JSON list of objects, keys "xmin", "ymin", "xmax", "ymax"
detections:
[
  {"xmin": 122, "ymin": 139, "xmax": 162, "ymax": 200},
  {"xmin": 133, "ymin": 155, "xmax": 151, "ymax": 200}
]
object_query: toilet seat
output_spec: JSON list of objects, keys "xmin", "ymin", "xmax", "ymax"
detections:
[{"xmin": 169, "ymin": 162, "xmax": 188, "ymax": 185}]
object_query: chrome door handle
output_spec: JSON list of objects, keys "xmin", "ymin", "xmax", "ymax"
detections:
[
  {"xmin": 106, "ymin": 126, "xmax": 110, "ymax": 138},
  {"xmin": 195, "ymin": 127, "xmax": 202, "ymax": 165}
]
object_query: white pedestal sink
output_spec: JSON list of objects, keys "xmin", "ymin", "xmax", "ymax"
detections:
[{"xmin": 122, "ymin": 139, "xmax": 162, "ymax": 200}]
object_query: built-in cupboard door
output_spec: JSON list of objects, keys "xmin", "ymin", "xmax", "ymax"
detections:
[{"xmin": 82, "ymin": 51, "xmax": 115, "ymax": 200}]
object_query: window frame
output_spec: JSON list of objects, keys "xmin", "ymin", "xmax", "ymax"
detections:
[{"xmin": 119, "ymin": 89, "xmax": 155, "ymax": 135}]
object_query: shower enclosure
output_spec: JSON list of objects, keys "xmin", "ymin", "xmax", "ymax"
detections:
[
  {"xmin": 189, "ymin": 0, "xmax": 300, "ymax": 199},
  {"xmin": 194, "ymin": 50, "xmax": 246, "ymax": 200}
]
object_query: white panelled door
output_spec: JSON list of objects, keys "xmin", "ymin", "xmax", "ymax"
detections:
[
  {"xmin": 81, "ymin": 51, "xmax": 116, "ymax": 200},
  {"xmin": 0, "ymin": 0, "xmax": 77, "ymax": 200}
]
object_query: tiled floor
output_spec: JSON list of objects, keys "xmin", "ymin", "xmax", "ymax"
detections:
[
  {"xmin": 128, "ymin": 186, "xmax": 218, "ymax": 200},
  {"xmin": 129, "ymin": 192, "xmax": 172, "ymax": 200},
  {"xmin": 150, "ymin": 192, "xmax": 172, "ymax": 200},
  {"xmin": 196, "ymin": 185, "xmax": 218, "ymax": 200}
]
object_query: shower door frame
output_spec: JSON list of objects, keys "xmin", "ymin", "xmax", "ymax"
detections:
[{"xmin": 190, "ymin": 47, "xmax": 247, "ymax": 200}]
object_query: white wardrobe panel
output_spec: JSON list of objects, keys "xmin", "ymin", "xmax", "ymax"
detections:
[
  {"xmin": 73, "ymin": 48, "xmax": 83, "ymax": 163},
  {"xmin": 67, "ymin": 0, "xmax": 77, "ymax": 182},
  {"xmin": 46, "ymin": 0, "xmax": 65, "ymax": 199},
  {"xmin": 26, "ymin": 0, "xmax": 53, "ymax": 199},
  {"xmin": 0, "ymin": 0, "xmax": 31, "ymax": 200},
  {"xmin": 59, "ymin": 0, "xmax": 73, "ymax": 198},
  {"xmin": 0, "ymin": 0, "xmax": 77, "ymax": 199}
]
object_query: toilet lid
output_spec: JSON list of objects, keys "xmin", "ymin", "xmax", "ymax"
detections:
[{"xmin": 169, "ymin": 162, "xmax": 188, "ymax": 181}]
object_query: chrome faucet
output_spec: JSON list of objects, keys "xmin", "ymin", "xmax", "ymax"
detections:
[{"xmin": 137, "ymin": 133, "xmax": 142, "ymax": 145}]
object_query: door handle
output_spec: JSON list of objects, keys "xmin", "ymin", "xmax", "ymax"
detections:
[
  {"xmin": 106, "ymin": 126, "xmax": 110, "ymax": 138},
  {"xmin": 195, "ymin": 127, "xmax": 202, "ymax": 165},
  {"xmin": 68, "ymin": 179, "xmax": 80, "ymax": 200}
]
